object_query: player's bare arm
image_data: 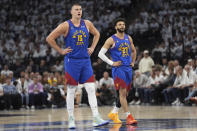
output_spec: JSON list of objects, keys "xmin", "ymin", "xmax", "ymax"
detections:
[
  {"xmin": 98, "ymin": 37, "xmax": 122, "ymax": 67},
  {"xmin": 128, "ymin": 36, "xmax": 136, "ymax": 67},
  {"xmin": 46, "ymin": 22, "xmax": 72, "ymax": 55},
  {"xmin": 85, "ymin": 20, "xmax": 100, "ymax": 55}
]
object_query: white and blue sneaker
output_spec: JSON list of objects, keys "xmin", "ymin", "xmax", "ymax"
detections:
[
  {"xmin": 93, "ymin": 115, "xmax": 109, "ymax": 127},
  {"xmin": 68, "ymin": 116, "xmax": 76, "ymax": 129}
]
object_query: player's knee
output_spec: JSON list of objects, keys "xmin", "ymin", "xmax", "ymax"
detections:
[
  {"xmin": 67, "ymin": 85, "xmax": 76, "ymax": 95},
  {"xmin": 84, "ymin": 83, "xmax": 95, "ymax": 94},
  {"xmin": 119, "ymin": 88, "xmax": 127, "ymax": 98}
]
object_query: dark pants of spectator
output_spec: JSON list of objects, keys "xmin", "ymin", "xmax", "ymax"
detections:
[
  {"xmin": 0, "ymin": 96, "xmax": 5, "ymax": 110},
  {"xmin": 21, "ymin": 94, "xmax": 29, "ymax": 106},
  {"xmin": 127, "ymin": 88, "xmax": 138, "ymax": 102},
  {"xmin": 138, "ymin": 88, "xmax": 145, "ymax": 103},
  {"xmin": 179, "ymin": 87, "xmax": 190, "ymax": 103},
  {"xmin": 170, "ymin": 87, "xmax": 189, "ymax": 103},
  {"xmin": 144, "ymin": 88, "xmax": 154, "ymax": 103},
  {"xmin": 43, "ymin": 92, "xmax": 52, "ymax": 108},
  {"xmin": 162, "ymin": 88, "xmax": 175, "ymax": 104},
  {"xmin": 52, "ymin": 89, "xmax": 65, "ymax": 108},
  {"xmin": 151, "ymin": 84, "xmax": 166, "ymax": 104},
  {"xmin": 29, "ymin": 93, "xmax": 44, "ymax": 108},
  {"xmin": 4, "ymin": 93, "xmax": 22, "ymax": 110}
]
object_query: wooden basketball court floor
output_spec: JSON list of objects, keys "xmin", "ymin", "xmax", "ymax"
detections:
[{"xmin": 0, "ymin": 105, "xmax": 197, "ymax": 131}]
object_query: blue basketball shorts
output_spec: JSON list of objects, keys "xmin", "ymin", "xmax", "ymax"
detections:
[
  {"xmin": 112, "ymin": 66, "xmax": 133, "ymax": 91},
  {"xmin": 64, "ymin": 57, "xmax": 94, "ymax": 85}
]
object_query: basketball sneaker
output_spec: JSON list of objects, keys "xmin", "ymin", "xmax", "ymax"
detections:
[
  {"xmin": 68, "ymin": 116, "xmax": 76, "ymax": 129},
  {"xmin": 93, "ymin": 115, "xmax": 109, "ymax": 127},
  {"xmin": 108, "ymin": 111, "xmax": 122, "ymax": 124},
  {"xmin": 127, "ymin": 114, "xmax": 137, "ymax": 125}
]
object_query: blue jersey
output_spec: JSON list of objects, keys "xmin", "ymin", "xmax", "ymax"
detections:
[
  {"xmin": 64, "ymin": 19, "xmax": 89, "ymax": 59},
  {"xmin": 109, "ymin": 34, "xmax": 132, "ymax": 66}
]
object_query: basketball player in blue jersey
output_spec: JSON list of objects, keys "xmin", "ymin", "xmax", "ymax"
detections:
[
  {"xmin": 98, "ymin": 18, "xmax": 137, "ymax": 125},
  {"xmin": 46, "ymin": 3, "xmax": 109, "ymax": 129}
]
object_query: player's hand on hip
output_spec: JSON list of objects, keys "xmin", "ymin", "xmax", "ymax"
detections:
[
  {"xmin": 130, "ymin": 62, "xmax": 135, "ymax": 67},
  {"xmin": 87, "ymin": 47, "xmax": 94, "ymax": 56},
  {"xmin": 112, "ymin": 61, "xmax": 122, "ymax": 67},
  {"xmin": 60, "ymin": 47, "xmax": 72, "ymax": 55}
]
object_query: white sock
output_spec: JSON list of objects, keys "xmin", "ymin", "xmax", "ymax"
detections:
[
  {"xmin": 66, "ymin": 85, "xmax": 76, "ymax": 118},
  {"xmin": 125, "ymin": 111, "xmax": 131, "ymax": 117},
  {"xmin": 84, "ymin": 83, "xmax": 99, "ymax": 117},
  {"xmin": 112, "ymin": 106, "xmax": 119, "ymax": 113}
]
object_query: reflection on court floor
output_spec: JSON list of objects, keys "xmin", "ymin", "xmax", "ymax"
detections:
[
  {"xmin": 1, "ymin": 119, "xmax": 197, "ymax": 131},
  {"xmin": 0, "ymin": 106, "xmax": 197, "ymax": 131}
]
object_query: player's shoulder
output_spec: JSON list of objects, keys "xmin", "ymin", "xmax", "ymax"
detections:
[
  {"xmin": 126, "ymin": 34, "xmax": 133, "ymax": 42},
  {"xmin": 125, "ymin": 33, "xmax": 132, "ymax": 39},
  {"xmin": 84, "ymin": 19, "xmax": 93, "ymax": 25},
  {"xmin": 106, "ymin": 36, "xmax": 115, "ymax": 43},
  {"xmin": 58, "ymin": 21, "xmax": 69, "ymax": 29}
]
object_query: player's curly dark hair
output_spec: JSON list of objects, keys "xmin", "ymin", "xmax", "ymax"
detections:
[{"xmin": 114, "ymin": 18, "xmax": 126, "ymax": 26}]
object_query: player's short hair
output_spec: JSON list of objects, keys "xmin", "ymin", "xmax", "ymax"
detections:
[
  {"xmin": 114, "ymin": 18, "xmax": 126, "ymax": 26},
  {"xmin": 71, "ymin": 3, "xmax": 82, "ymax": 10}
]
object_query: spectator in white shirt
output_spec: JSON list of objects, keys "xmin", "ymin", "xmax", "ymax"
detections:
[
  {"xmin": 99, "ymin": 71, "xmax": 114, "ymax": 89},
  {"xmin": 184, "ymin": 65, "xmax": 196, "ymax": 86},
  {"xmin": 171, "ymin": 66, "xmax": 190, "ymax": 105},
  {"xmin": 16, "ymin": 76, "xmax": 30, "ymax": 108},
  {"xmin": 139, "ymin": 50, "xmax": 155, "ymax": 76},
  {"xmin": 131, "ymin": 70, "xmax": 150, "ymax": 105},
  {"xmin": 1, "ymin": 65, "xmax": 12, "ymax": 76}
]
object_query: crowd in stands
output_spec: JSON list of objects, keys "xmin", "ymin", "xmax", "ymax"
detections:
[
  {"xmin": 0, "ymin": 0, "xmax": 197, "ymax": 110},
  {"xmin": 128, "ymin": 0, "xmax": 197, "ymax": 65}
]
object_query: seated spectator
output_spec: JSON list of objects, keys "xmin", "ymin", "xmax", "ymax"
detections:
[
  {"xmin": 130, "ymin": 70, "xmax": 149, "ymax": 105},
  {"xmin": 170, "ymin": 66, "xmax": 190, "ymax": 105},
  {"xmin": 161, "ymin": 67, "xmax": 176, "ymax": 104},
  {"xmin": 38, "ymin": 60, "xmax": 48, "ymax": 75},
  {"xmin": 185, "ymin": 76, "xmax": 197, "ymax": 104},
  {"xmin": 16, "ymin": 76, "xmax": 30, "ymax": 109},
  {"xmin": 1, "ymin": 65, "xmax": 12, "ymax": 77},
  {"xmin": 148, "ymin": 65, "xmax": 166, "ymax": 104},
  {"xmin": 48, "ymin": 81, "xmax": 66, "ymax": 108},
  {"xmin": 48, "ymin": 73, "xmax": 57, "ymax": 87},
  {"xmin": 96, "ymin": 72, "xmax": 115, "ymax": 106},
  {"xmin": 3, "ymin": 77, "xmax": 22, "ymax": 110},
  {"xmin": 52, "ymin": 60, "xmax": 63, "ymax": 72},
  {"xmin": 8, "ymin": 71, "xmax": 15, "ymax": 83},
  {"xmin": 99, "ymin": 71, "xmax": 114, "ymax": 90},
  {"xmin": 28, "ymin": 76, "xmax": 44, "ymax": 109}
]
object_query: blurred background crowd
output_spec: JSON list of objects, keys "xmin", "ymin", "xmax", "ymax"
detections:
[{"xmin": 0, "ymin": 0, "xmax": 197, "ymax": 110}]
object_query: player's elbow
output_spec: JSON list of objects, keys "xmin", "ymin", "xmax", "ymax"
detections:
[
  {"xmin": 46, "ymin": 36, "xmax": 50, "ymax": 43},
  {"xmin": 95, "ymin": 31, "xmax": 100, "ymax": 38},
  {"xmin": 97, "ymin": 31, "xmax": 100, "ymax": 37},
  {"xmin": 46, "ymin": 36, "xmax": 53, "ymax": 44},
  {"xmin": 98, "ymin": 50, "xmax": 102, "ymax": 58}
]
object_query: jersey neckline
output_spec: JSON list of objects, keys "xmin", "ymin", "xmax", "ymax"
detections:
[
  {"xmin": 70, "ymin": 19, "xmax": 82, "ymax": 28},
  {"xmin": 114, "ymin": 34, "xmax": 126, "ymax": 40}
]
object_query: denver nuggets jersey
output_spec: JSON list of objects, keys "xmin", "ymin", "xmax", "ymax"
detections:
[
  {"xmin": 109, "ymin": 34, "xmax": 132, "ymax": 66},
  {"xmin": 64, "ymin": 19, "xmax": 89, "ymax": 59}
]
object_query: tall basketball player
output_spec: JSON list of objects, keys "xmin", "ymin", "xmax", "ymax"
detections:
[
  {"xmin": 98, "ymin": 18, "xmax": 137, "ymax": 125},
  {"xmin": 46, "ymin": 3, "xmax": 109, "ymax": 129}
]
